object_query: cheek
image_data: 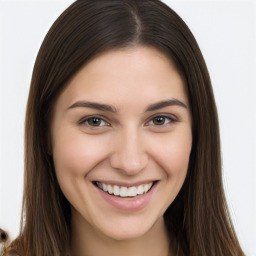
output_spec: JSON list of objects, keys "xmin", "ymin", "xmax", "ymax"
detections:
[
  {"xmin": 52, "ymin": 130, "xmax": 109, "ymax": 179},
  {"xmin": 52, "ymin": 131, "xmax": 111, "ymax": 209},
  {"xmin": 151, "ymin": 129, "xmax": 192, "ymax": 176}
]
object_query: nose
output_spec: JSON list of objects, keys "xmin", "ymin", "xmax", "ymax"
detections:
[{"xmin": 109, "ymin": 128, "xmax": 149, "ymax": 176}]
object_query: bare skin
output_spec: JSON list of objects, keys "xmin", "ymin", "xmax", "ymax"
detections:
[
  {"xmin": 51, "ymin": 46, "xmax": 192, "ymax": 256},
  {"xmin": 71, "ymin": 213, "xmax": 173, "ymax": 256}
]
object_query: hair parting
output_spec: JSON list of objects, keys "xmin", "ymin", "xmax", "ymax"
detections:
[{"xmin": 6, "ymin": 1, "xmax": 245, "ymax": 255}]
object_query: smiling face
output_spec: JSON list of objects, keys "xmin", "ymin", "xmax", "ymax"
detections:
[{"xmin": 51, "ymin": 46, "xmax": 192, "ymax": 242}]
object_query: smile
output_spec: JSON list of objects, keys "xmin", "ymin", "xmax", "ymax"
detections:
[
  {"xmin": 95, "ymin": 182, "xmax": 154, "ymax": 198},
  {"xmin": 93, "ymin": 180, "xmax": 159, "ymax": 211}
]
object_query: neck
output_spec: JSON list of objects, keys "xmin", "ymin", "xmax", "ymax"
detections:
[{"xmin": 70, "ymin": 212, "xmax": 176, "ymax": 256}]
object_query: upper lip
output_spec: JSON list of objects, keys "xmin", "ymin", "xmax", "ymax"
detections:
[{"xmin": 93, "ymin": 180, "xmax": 158, "ymax": 187}]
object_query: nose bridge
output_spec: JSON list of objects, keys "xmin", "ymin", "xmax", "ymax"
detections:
[{"xmin": 110, "ymin": 126, "xmax": 148, "ymax": 175}]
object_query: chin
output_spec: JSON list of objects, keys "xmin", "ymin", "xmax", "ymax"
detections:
[
  {"xmin": 106, "ymin": 228, "xmax": 147, "ymax": 241},
  {"xmin": 94, "ymin": 213, "xmax": 163, "ymax": 242}
]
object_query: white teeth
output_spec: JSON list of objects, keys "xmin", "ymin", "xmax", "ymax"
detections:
[
  {"xmin": 137, "ymin": 185, "xmax": 144, "ymax": 195},
  {"xmin": 107, "ymin": 184, "xmax": 113, "ymax": 194},
  {"xmin": 96, "ymin": 182, "xmax": 154, "ymax": 197},
  {"xmin": 113, "ymin": 185, "xmax": 119, "ymax": 196},
  {"xmin": 144, "ymin": 184, "xmax": 149, "ymax": 193},
  {"xmin": 120, "ymin": 187, "xmax": 128, "ymax": 197},
  {"xmin": 102, "ymin": 183, "xmax": 108, "ymax": 192},
  {"xmin": 127, "ymin": 186, "xmax": 137, "ymax": 197}
]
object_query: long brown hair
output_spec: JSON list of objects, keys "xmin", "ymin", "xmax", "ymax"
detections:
[{"xmin": 8, "ymin": 0, "xmax": 244, "ymax": 255}]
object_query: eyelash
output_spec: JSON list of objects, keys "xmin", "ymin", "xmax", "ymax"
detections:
[
  {"xmin": 146, "ymin": 115, "xmax": 177, "ymax": 126},
  {"xmin": 79, "ymin": 115, "xmax": 110, "ymax": 127},
  {"xmin": 79, "ymin": 114, "xmax": 177, "ymax": 128}
]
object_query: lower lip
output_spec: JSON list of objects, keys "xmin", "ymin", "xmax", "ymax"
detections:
[{"xmin": 95, "ymin": 183, "xmax": 158, "ymax": 211}]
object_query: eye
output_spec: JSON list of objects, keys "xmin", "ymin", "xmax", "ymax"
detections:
[
  {"xmin": 80, "ymin": 117, "xmax": 109, "ymax": 127},
  {"xmin": 147, "ymin": 115, "xmax": 176, "ymax": 126}
]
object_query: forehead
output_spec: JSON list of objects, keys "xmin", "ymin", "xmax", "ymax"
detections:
[{"xmin": 55, "ymin": 46, "xmax": 188, "ymax": 110}]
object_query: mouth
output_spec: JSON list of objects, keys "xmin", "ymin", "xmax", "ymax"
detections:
[{"xmin": 93, "ymin": 181, "xmax": 158, "ymax": 198}]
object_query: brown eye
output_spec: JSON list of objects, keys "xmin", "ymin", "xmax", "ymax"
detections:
[
  {"xmin": 88, "ymin": 118, "xmax": 102, "ymax": 126},
  {"xmin": 147, "ymin": 115, "xmax": 176, "ymax": 127},
  {"xmin": 81, "ymin": 117, "xmax": 109, "ymax": 127},
  {"xmin": 152, "ymin": 116, "xmax": 167, "ymax": 125}
]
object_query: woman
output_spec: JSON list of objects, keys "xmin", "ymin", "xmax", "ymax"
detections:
[{"xmin": 3, "ymin": 0, "xmax": 245, "ymax": 255}]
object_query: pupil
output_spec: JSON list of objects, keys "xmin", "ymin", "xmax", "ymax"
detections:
[{"xmin": 153, "ymin": 117, "xmax": 165, "ymax": 125}]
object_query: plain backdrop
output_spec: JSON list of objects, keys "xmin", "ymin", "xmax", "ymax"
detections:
[{"xmin": 0, "ymin": 0, "xmax": 255, "ymax": 255}]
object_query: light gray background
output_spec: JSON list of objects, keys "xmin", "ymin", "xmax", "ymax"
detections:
[{"xmin": 0, "ymin": 0, "xmax": 255, "ymax": 255}]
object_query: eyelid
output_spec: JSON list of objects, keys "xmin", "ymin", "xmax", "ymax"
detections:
[
  {"xmin": 78, "ymin": 113, "xmax": 178, "ymax": 128},
  {"xmin": 145, "ymin": 113, "xmax": 178, "ymax": 126},
  {"xmin": 78, "ymin": 115, "xmax": 110, "ymax": 127}
]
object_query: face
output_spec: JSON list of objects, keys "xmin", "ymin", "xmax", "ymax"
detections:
[{"xmin": 51, "ymin": 46, "xmax": 192, "ymax": 241}]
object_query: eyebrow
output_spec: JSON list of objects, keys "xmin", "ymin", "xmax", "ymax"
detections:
[
  {"xmin": 145, "ymin": 99, "xmax": 187, "ymax": 112},
  {"xmin": 67, "ymin": 101, "xmax": 118, "ymax": 113},
  {"xmin": 67, "ymin": 98, "xmax": 187, "ymax": 113}
]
